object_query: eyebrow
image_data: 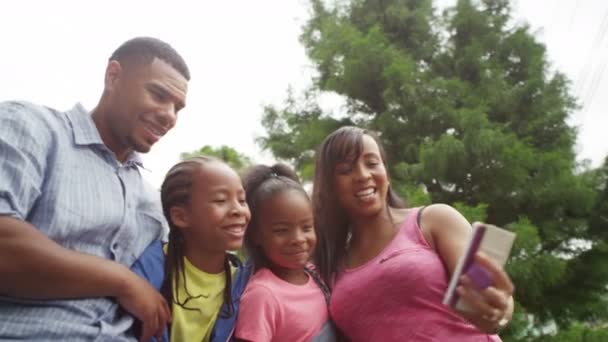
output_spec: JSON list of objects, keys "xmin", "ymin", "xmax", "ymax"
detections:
[
  {"xmin": 147, "ymin": 83, "xmax": 186, "ymax": 111},
  {"xmin": 269, "ymin": 217, "xmax": 313, "ymax": 225},
  {"xmin": 362, "ymin": 152, "xmax": 380, "ymax": 159},
  {"xmin": 207, "ymin": 187, "xmax": 245, "ymax": 195}
]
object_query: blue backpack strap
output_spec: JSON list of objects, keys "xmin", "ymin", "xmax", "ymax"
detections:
[
  {"xmin": 129, "ymin": 240, "xmax": 168, "ymax": 342},
  {"xmin": 210, "ymin": 255, "xmax": 253, "ymax": 342},
  {"xmin": 130, "ymin": 240, "xmax": 165, "ymax": 289}
]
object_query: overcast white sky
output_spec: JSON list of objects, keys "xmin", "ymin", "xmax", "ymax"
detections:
[{"xmin": 1, "ymin": 0, "xmax": 606, "ymax": 188}]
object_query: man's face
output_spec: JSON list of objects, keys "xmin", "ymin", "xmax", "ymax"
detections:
[{"xmin": 104, "ymin": 58, "xmax": 188, "ymax": 159}]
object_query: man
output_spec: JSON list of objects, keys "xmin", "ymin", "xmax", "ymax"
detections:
[{"xmin": 0, "ymin": 37, "xmax": 189, "ymax": 341}]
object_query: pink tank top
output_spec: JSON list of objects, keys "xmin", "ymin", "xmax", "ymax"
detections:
[{"xmin": 329, "ymin": 208, "xmax": 501, "ymax": 341}]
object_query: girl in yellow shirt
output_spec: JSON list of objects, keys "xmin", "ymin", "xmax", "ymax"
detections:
[{"xmin": 159, "ymin": 156, "xmax": 252, "ymax": 342}]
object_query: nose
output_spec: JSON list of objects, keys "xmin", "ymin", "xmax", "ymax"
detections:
[
  {"xmin": 353, "ymin": 162, "xmax": 371, "ymax": 182},
  {"xmin": 292, "ymin": 229, "xmax": 307, "ymax": 245},
  {"xmin": 157, "ymin": 103, "xmax": 177, "ymax": 128},
  {"xmin": 230, "ymin": 200, "xmax": 249, "ymax": 217}
]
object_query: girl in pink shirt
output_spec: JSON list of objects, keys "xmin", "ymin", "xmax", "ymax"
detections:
[
  {"xmin": 312, "ymin": 126, "xmax": 515, "ymax": 341},
  {"xmin": 235, "ymin": 164, "xmax": 336, "ymax": 342}
]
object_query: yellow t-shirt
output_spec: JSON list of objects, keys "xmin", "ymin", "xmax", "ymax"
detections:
[{"xmin": 170, "ymin": 257, "xmax": 235, "ymax": 342}]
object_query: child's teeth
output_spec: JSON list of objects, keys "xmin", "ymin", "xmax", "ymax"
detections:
[{"xmin": 356, "ymin": 188, "xmax": 374, "ymax": 197}]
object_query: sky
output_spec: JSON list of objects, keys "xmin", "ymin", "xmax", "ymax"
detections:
[{"xmin": 1, "ymin": 0, "xmax": 606, "ymax": 188}]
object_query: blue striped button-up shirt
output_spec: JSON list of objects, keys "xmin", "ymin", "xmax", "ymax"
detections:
[{"xmin": 0, "ymin": 101, "xmax": 166, "ymax": 341}]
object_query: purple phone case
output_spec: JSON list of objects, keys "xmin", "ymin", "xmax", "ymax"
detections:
[
  {"xmin": 448, "ymin": 224, "xmax": 491, "ymax": 307},
  {"xmin": 465, "ymin": 263, "xmax": 493, "ymax": 289}
]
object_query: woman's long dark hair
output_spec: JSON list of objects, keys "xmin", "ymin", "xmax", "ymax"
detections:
[
  {"xmin": 240, "ymin": 163, "xmax": 309, "ymax": 271},
  {"xmin": 312, "ymin": 126, "xmax": 405, "ymax": 287},
  {"xmin": 160, "ymin": 156, "xmax": 235, "ymax": 318}
]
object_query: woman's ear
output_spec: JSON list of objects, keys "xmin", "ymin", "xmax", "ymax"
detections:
[{"xmin": 169, "ymin": 206, "xmax": 190, "ymax": 229}]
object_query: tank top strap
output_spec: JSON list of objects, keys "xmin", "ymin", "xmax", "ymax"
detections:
[{"xmin": 399, "ymin": 206, "xmax": 433, "ymax": 249}]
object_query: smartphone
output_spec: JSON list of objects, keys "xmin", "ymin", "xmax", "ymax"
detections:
[{"xmin": 442, "ymin": 223, "xmax": 516, "ymax": 312}]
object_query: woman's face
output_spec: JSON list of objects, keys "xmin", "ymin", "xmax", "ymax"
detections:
[{"xmin": 333, "ymin": 134, "xmax": 390, "ymax": 220}]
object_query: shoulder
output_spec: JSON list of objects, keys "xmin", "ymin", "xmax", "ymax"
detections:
[
  {"xmin": 235, "ymin": 273, "xmax": 280, "ymax": 338},
  {"xmin": 419, "ymin": 203, "xmax": 471, "ymax": 243},
  {"xmin": 420, "ymin": 203, "xmax": 465, "ymax": 223},
  {"xmin": 0, "ymin": 101, "xmax": 68, "ymax": 163},
  {"xmin": 1, "ymin": 100, "xmax": 43, "ymax": 114},
  {"xmin": 247, "ymin": 268, "xmax": 278, "ymax": 288},
  {"xmin": 0, "ymin": 100, "xmax": 62, "ymax": 124},
  {"xmin": 241, "ymin": 274, "xmax": 280, "ymax": 307},
  {"xmin": 243, "ymin": 280, "xmax": 275, "ymax": 297},
  {"xmin": 245, "ymin": 269, "xmax": 285, "ymax": 295},
  {"xmin": 0, "ymin": 101, "xmax": 64, "ymax": 137}
]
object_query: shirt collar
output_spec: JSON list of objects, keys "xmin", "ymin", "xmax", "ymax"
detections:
[
  {"xmin": 126, "ymin": 153, "xmax": 145, "ymax": 168},
  {"xmin": 65, "ymin": 103, "xmax": 104, "ymax": 146},
  {"xmin": 65, "ymin": 103, "xmax": 144, "ymax": 168}
]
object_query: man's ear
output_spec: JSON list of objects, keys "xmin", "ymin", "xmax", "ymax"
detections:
[
  {"xmin": 104, "ymin": 60, "xmax": 123, "ymax": 91},
  {"xmin": 169, "ymin": 206, "xmax": 190, "ymax": 229}
]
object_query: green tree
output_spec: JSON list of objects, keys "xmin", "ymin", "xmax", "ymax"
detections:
[
  {"xmin": 543, "ymin": 322, "xmax": 608, "ymax": 342},
  {"xmin": 258, "ymin": 0, "xmax": 607, "ymax": 339},
  {"xmin": 181, "ymin": 145, "xmax": 253, "ymax": 172}
]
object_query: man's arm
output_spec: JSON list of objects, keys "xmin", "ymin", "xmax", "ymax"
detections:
[
  {"xmin": 0, "ymin": 216, "xmax": 170, "ymax": 342},
  {"xmin": 0, "ymin": 215, "xmax": 132, "ymax": 298},
  {"xmin": 0, "ymin": 102, "xmax": 135, "ymax": 299},
  {"xmin": 0, "ymin": 102, "xmax": 169, "ymax": 341}
]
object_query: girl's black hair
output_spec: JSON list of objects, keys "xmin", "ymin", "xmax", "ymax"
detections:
[
  {"xmin": 160, "ymin": 156, "xmax": 235, "ymax": 318},
  {"xmin": 240, "ymin": 163, "xmax": 309, "ymax": 271}
]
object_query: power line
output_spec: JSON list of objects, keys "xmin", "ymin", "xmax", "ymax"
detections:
[
  {"xmin": 574, "ymin": 9, "xmax": 608, "ymax": 96},
  {"xmin": 577, "ymin": 7, "xmax": 608, "ymax": 123}
]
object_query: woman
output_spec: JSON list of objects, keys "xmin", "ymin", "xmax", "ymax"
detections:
[{"xmin": 313, "ymin": 126, "xmax": 514, "ymax": 341}]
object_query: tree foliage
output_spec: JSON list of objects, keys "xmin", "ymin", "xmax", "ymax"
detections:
[
  {"xmin": 181, "ymin": 145, "xmax": 253, "ymax": 172},
  {"xmin": 257, "ymin": 0, "xmax": 608, "ymax": 339}
]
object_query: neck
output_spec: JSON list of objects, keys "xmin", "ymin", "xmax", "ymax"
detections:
[
  {"xmin": 349, "ymin": 206, "xmax": 396, "ymax": 250},
  {"xmin": 91, "ymin": 103, "xmax": 130, "ymax": 163},
  {"xmin": 184, "ymin": 244, "xmax": 227, "ymax": 274},
  {"xmin": 268, "ymin": 265, "xmax": 308, "ymax": 285}
]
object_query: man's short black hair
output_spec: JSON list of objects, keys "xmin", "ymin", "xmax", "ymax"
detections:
[{"xmin": 109, "ymin": 37, "xmax": 190, "ymax": 81}]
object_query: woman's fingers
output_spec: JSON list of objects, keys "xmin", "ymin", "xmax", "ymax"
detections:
[
  {"xmin": 453, "ymin": 232, "xmax": 515, "ymax": 333},
  {"xmin": 456, "ymin": 283, "xmax": 503, "ymax": 317},
  {"xmin": 473, "ymin": 252, "xmax": 514, "ymax": 295}
]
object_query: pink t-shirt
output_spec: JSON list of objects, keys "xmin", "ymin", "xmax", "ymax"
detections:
[
  {"xmin": 235, "ymin": 267, "xmax": 330, "ymax": 342},
  {"xmin": 330, "ymin": 208, "xmax": 502, "ymax": 342}
]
